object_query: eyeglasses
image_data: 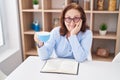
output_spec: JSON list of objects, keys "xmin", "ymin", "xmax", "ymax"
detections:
[{"xmin": 64, "ymin": 17, "xmax": 81, "ymax": 23}]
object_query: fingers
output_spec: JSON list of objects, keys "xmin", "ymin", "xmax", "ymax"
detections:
[
  {"xmin": 79, "ymin": 20, "xmax": 83, "ymax": 27},
  {"xmin": 76, "ymin": 21, "xmax": 80, "ymax": 27},
  {"xmin": 34, "ymin": 34, "xmax": 36, "ymax": 41},
  {"xmin": 74, "ymin": 20, "xmax": 82, "ymax": 30},
  {"xmin": 34, "ymin": 32, "xmax": 44, "ymax": 47},
  {"xmin": 34, "ymin": 37, "xmax": 42, "ymax": 48},
  {"xmin": 34, "ymin": 33, "xmax": 39, "ymax": 43}
]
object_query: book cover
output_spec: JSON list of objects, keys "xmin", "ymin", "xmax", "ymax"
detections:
[{"xmin": 40, "ymin": 58, "xmax": 79, "ymax": 75}]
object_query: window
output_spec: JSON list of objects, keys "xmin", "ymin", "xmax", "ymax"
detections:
[
  {"xmin": 0, "ymin": 14, "xmax": 4, "ymax": 47},
  {"xmin": 0, "ymin": 0, "xmax": 8, "ymax": 51}
]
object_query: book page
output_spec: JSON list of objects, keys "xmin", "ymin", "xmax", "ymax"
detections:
[{"xmin": 41, "ymin": 58, "xmax": 79, "ymax": 75}]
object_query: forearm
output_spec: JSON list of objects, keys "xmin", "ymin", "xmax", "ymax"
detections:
[
  {"xmin": 68, "ymin": 34, "xmax": 92, "ymax": 62},
  {"xmin": 37, "ymin": 39, "xmax": 55, "ymax": 60},
  {"xmin": 38, "ymin": 46, "xmax": 51, "ymax": 60},
  {"xmin": 68, "ymin": 35, "xmax": 87, "ymax": 62}
]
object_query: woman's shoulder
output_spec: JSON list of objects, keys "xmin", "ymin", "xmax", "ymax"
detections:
[
  {"xmin": 79, "ymin": 29, "xmax": 92, "ymax": 34},
  {"xmin": 51, "ymin": 26, "xmax": 60, "ymax": 32},
  {"xmin": 83, "ymin": 29, "xmax": 93, "ymax": 37},
  {"xmin": 78, "ymin": 29, "xmax": 92, "ymax": 37},
  {"xmin": 50, "ymin": 27, "xmax": 61, "ymax": 41},
  {"xmin": 50, "ymin": 26, "xmax": 60, "ymax": 36},
  {"xmin": 85, "ymin": 29, "xmax": 92, "ymax": 34}
]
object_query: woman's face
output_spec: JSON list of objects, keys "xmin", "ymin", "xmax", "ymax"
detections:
[{"xmin": 64, "ymin": 9, "xmax": 81, "ymax": 32}]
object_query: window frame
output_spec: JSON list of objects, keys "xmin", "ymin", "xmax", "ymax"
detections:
[
  {"xmin": 0, "ymin": 1, "xmax": 9, "ymax": 52},
  {"xmin": 0, "ymin": 14, "xmax": 4, "ymax": 46}
]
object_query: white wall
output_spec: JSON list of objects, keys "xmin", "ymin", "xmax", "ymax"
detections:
[{"xmin": 0, "ymin": 0, "xmax": 22, "ymax": 75}]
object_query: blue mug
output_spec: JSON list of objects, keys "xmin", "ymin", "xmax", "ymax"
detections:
[{"xmin": 36, "ymin": 32, "xmax": 50, "ymax": 42}]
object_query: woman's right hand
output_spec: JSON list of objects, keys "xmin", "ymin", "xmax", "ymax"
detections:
[{"xmin": 34, "ymin": 33, "xmax": 44, "ymax": 47}]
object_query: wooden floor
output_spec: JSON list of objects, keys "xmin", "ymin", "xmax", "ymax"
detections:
[{"xmin": 92, "ymin": 53, "xmax": 114, "ymax": 62}]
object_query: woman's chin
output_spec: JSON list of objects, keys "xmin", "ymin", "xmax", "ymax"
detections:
[
  {"xmin": 69, "ymin": 29, "xmax": 73, "ymax": 32},
  {"xmin": 70, "ymin": 27, "xmax": 74, "ymax": 30},
  {"xmin": 67, "ymin": 26, "xmax": 75, "ymax": 32}
]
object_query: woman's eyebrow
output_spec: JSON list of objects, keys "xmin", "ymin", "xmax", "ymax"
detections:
[{"xmin": 65, "ymin": 15, "xmax": 80, "ymax": 17}]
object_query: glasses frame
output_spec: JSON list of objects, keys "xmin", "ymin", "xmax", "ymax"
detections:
[{"xmin": 64, "ymin": 17, "xmax": 81, "ymax": 23}]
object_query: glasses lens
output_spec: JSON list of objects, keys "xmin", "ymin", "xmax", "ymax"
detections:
[
  {"xmin": 64, "ymin": 17, "xmax": 72, "ymax": 23},
  {"xmin": 73, "ymin": 17, "xmax": 81, "ymax": 23},
  {"xmin": 65, "ymin": 17, "xmax": 81, "ymax": 23}
]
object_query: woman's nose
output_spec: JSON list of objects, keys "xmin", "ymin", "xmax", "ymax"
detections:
[{"xmin": 69, "ymin": 20, "xmax": 75, "ymax": 26}]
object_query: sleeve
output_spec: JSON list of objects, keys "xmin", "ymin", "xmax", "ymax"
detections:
[
  {"xmin": 68, "ymin": 30, "xmax": 93, "ymax": 62},
  {"xmin": 37, "ymin": 28, "xmax": 58, "ymax": 60}
]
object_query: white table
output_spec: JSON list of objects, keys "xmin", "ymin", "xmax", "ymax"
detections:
[{"xmin": 5, "ymin": 56, "xmax": 120, "ymax": 80}]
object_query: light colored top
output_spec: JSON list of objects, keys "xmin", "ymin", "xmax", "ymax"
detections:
[
  {"xmin": 38, "ymin": 27, "xmax": 92, "ymax": 62},
  {"xmin": 5, "ymin": 56, "xmax": 120, "ymax": 80}
]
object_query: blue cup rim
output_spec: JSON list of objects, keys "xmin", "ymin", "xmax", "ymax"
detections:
[
  {"xmin": 35, "ymin": 31, "xmax": 50, "ymax": 42},
  {"xmin": 35, "ymin": 31, "xmax": 50, "ymax": 36}
]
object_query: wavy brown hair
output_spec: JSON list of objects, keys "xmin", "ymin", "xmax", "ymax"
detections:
[{"xmin": 60, "ymin": 3, "xmax": 89, "ymax": 36}]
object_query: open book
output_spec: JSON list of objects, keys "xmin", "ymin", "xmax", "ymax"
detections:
[{"xmin": 40, "ymin": 58, "xmax": 79, "ymax": 75}]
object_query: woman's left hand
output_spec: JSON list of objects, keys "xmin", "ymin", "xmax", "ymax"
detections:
[{"xmin": 70, "ymin": 20, "xmax": 82, "ymax": 35}]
